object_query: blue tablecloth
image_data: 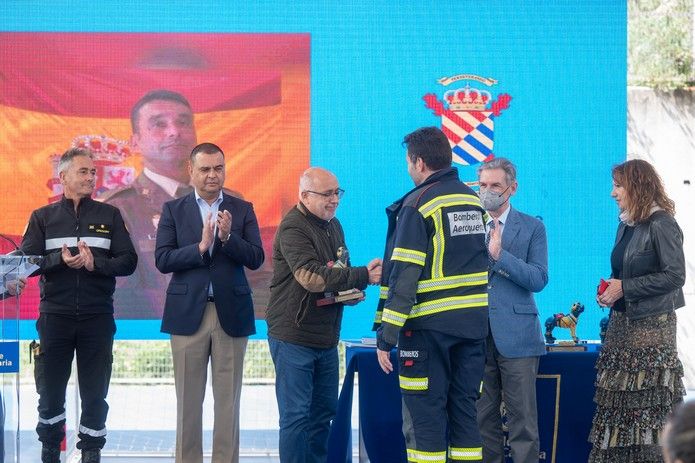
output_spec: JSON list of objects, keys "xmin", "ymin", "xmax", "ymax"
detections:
[{"xmin": 328, "ymin": 344, "xmax": 600, "ymax": 463}]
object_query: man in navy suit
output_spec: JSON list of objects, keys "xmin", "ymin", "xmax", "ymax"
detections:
[
  {"xmin": 475, "ymin": 158, "xmax": 548, "ymax": 463},
  {"xmin": 155, "ymin": 142, "xmax": 264, "ymax": 463}
]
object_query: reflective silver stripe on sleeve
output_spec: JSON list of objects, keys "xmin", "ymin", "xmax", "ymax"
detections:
[
  {"xmin": 45, "ymin": 237, "xmax": 78, "ymax": 250},
  {"xmin": 44, "ymin": 237, "xmax": 111, "ymax": 251},
  {"xmin": 81, "ymin": 237, "xmax": 112, "ymax": 250}
]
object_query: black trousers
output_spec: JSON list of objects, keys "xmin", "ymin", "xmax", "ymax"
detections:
[
  {"xmin": 34, "ymin": 313, "xmax": 115, "ymax": 450},
  {"xmin": 398, "ymin": 329, "xmax": 486, "ymax": 462}
]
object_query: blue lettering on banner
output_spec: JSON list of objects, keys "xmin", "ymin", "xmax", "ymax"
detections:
[{"xmin": 0, "ymin": 341, "xmax": 20, "ymax": 373}]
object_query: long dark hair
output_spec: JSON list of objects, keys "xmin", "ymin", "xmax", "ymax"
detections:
[{"xmin": 612, "ymin": 159, "xmax": 675, "ymax": 222}]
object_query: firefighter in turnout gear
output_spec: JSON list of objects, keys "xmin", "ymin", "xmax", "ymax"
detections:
[
  {"xmin": 21, "ymin": 148, "xmax": 137, "ymax": 463},
  {"xmin": 375, "ymin": 127, "xmax": 489, "ymax": 463}
]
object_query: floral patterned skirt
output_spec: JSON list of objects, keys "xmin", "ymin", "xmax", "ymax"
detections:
[{"xmin": 588, "ymin": 310, "xmax": 684, "ymax": 463}]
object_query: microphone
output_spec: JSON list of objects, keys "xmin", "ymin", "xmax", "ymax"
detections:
[{"xmin": 0, "ymin": 232, "xmax": 26, "ymax": 280}]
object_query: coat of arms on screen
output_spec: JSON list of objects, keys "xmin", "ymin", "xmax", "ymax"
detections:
[
  {"xmin": 47, "ymin": 135, "xmax": 135, "ymax": 202},
  {"xmin": 423, "ymin": 74, "xmax": 511, "ymax": 166}
]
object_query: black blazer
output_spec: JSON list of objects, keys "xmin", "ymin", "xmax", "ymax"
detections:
[
  {"xmin": 155, "ymin": 192, "xmax": 264, "ymax": 337},
  {"xmin": 616, "ymin": 210, "xmax": 685, "ymax": 320}
]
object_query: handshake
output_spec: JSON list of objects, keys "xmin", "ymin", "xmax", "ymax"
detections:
[
  {"xmin": 367, "ymin": 258, "xmax": 382, "ymax": 285},
  {"xmin": 324, "ymin": 258, "xmax": 382, "ymax": 308}
]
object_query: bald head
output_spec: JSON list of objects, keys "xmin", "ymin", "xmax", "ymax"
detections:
[
  {"xmin": 299, "ymin": 167, "xmax": 341, "ymax": 221},
  {"xmin": 299, "ymin": 167, "xmax": 337, "ymax": 196}
]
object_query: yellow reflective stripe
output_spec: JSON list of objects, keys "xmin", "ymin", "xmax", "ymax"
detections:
[
  {"xmin": 410, "ymin": 294, "xmax": 488, "ymax": 318},
  {"xmin": 399, "ymin": 375, "xmax": 428, "ymax": 390},
  {"xmin": 449, "ymin": 447, "xmax": 483, "ymax": 461},
  {"xmin": 407, "ymin": 448, "xmax": 447, "ymax": 463},
  {"xmin": 417, "ymin": 272, "xmax": 488, "ymax": 293},
  {"xmin": 374, "ymin": 310, "xmax": 383, "ymax": 324},
  {"xmin": 418, "ymin": 194, "xmax": 482, "ymax": 218},
  {"xmin": 379, "ymin": 286, "xmax": 389, "ymax": 300},
  {"xmin": 381, "ymin": 309, "xmax": 407, "ymax": 327},
  {"xmin": 431, "ymin": 209, "xmax": 445, "ymax": 278},
  {"xmin": 391, "ymin": 247, "xmax": 426, "ymax": 266}
]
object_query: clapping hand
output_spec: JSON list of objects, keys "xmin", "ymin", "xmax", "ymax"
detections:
[
  {"xmin": 488, "ymin": 219, "xmax": 502, "ymax": 260},
  {"xmin": 62, "ymin": 243, "xmax": 85, "ymax": 269},
  {"xmin": 62, "ymin": 242, "xmax": 95, "ymax": 271},
  {"xmin": 198, "ymin": 212, "xmax": 215, "ymax": 254},
  {"xmin": 78, "ymin": 241, "xmax": 94, "ymax": 271},
  {"xmin": 217, "ymin": 209, "xmax": 232, "ymax": 242}
]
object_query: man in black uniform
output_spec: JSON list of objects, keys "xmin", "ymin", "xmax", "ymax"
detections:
[
  {"xmin": 21, "ymin": 148, "xmax": 138, "ymax": 463},
  {"xmin": 374, "ymin": 127, "xmax": 489, "ymax": 463}
]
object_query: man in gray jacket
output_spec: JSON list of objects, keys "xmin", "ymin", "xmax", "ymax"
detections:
[{"xmin": 475, "ymin": 158, "xmax": 549, "ymax": 463}]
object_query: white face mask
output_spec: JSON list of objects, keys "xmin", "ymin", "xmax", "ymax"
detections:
[{"xmin": 479, "ymin": 186, "xmax": 510, "ymax": 211}]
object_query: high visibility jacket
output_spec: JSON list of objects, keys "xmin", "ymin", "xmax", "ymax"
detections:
[{"xmin": 374, "ymin": 167, "xmax": 489, "ymax": 346}]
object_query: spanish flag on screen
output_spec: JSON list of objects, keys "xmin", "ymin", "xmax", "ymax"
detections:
[{"xmin": 0, "ymin": 32, "xmax": 310, "ymax": 320}]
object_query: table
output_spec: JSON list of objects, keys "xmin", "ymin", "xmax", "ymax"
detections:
[{"xmin": 328, "ymin": 344, "xmax": 600, "ymax": 463}]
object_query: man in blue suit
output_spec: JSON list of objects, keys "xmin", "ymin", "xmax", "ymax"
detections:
[
  {"xmin": 475, "ymin": 158, "xmax": 548, "ymax": 463},
  {"xmin": 155, "ymin": 142, "xmax": 264, "ymax": 463}
]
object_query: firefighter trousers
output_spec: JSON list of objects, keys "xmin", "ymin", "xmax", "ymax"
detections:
[
  {"xmin": 397, "ymin": 329, "xmax": 485, "ymax": 463},
  {"xmin": 34, "ymin": 313, "xmax": 115, "ymax": 450}
]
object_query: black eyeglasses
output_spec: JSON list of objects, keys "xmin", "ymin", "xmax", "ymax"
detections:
[{"xmin": 305, "ymin": 188, "xmax": 345, "ymax": 199}]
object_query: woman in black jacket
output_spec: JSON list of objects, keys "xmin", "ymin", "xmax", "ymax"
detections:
[{"xmin": 589, "ymin": 159, "xmax": 686, "ymax": 463}]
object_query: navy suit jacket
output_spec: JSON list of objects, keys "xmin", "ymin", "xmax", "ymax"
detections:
[
  {"xmin": 155, "ymin": 192, "xmax": 264, "ymax": 337},
  {"xmin": 488, "ymin": 206, "xmax": 548, "ymax": 358}
]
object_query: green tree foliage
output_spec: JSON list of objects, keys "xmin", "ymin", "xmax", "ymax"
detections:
[{"xmin": 629, "ymin": 0, "xmax": 694, "ymax": 88}]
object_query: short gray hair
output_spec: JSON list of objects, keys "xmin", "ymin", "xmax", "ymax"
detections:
[
  {"xmin": 58, "ymin": 148, "xmax": 92, "ymax": 175},
  {"xmin": 298, "ymin": 168, "xmax": 314, "ymax": 194},
  {"xmin": 477, "ymin": 157, "xmax": 517, "ymax": 185}
]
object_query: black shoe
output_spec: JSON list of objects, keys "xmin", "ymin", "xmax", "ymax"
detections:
[
  {"xmin": 81, "ymin": 448, "xmax": 101, "ymax": 463},
  {"xmin": 41, "ymin": 447, "xmax": 60, "ymax": 463}
]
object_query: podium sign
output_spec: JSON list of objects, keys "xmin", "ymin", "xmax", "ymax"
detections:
[
  {"xmin": 1, "ymin": 254, "xmax": 42, "ymax": 463},
  {"xmin": 0, "ymin": 342, "xmax": 19, "ymax": 373}
]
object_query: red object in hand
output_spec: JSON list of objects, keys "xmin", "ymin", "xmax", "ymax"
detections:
[{"xmin": 597, "ymin": 278, "xmax": 609, "ymax": 296}]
